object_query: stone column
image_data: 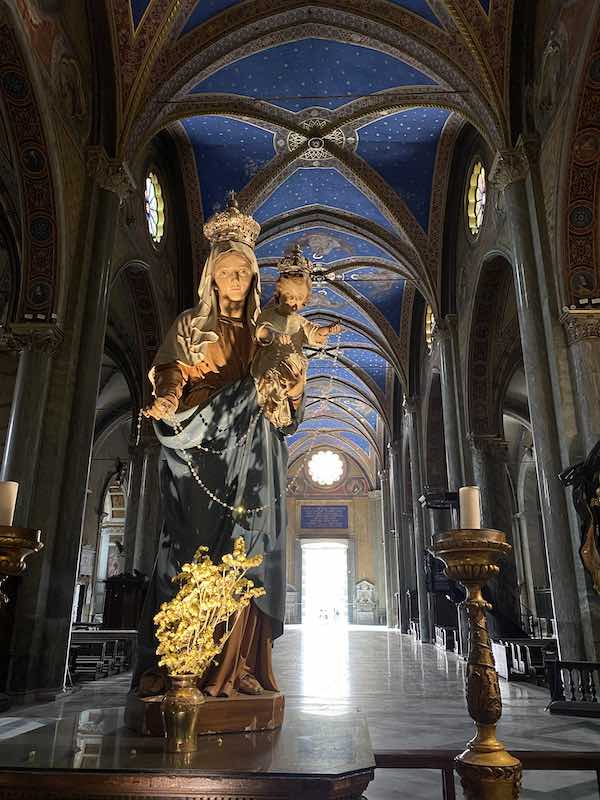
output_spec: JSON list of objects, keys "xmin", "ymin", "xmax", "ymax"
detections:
[
  {"xmin": 404, "ymin": 397, "xmax": 431, "ymax": 642},
  {"xmin": 368, "ymin": 489, "xmax": 387, "ymax": 624},
  {"xmin": 469, "ymin": 435, "xmax": 520, "ymax": 630},
  {"xmin": 388, "ymin": 440, "xmax": 408, "ymax": 632},
  {"xmin": 123, "ymin": 439, "xmax": 145, "ymax": 575},
  {"xmin": 434, "ymin": 316, "xmax": 468, "ymax": 489},
  {"xmin": 561, "ymin": 310, "xmax": 600, "ymax": 454},
  {"xmin": 379, "ymin": 467, "xmax": 394, "ymax": 628},
  {"xmin": 0, "ymin": 325, "xmax": 62, "ymax": 526},
  {"xmin": 513, "ymin": 511, "xmax": 538, "ymax": 618},
  {"xmin": 13, "ymin": 151, "xmax": 136, "ymax": 696},
  {"xmin": 133, "ymin": 439, "xmax": 162, "ymax": 579},
  {"xmin": 490, "ymin": 143, "xmax": 585, "ymax": 659}
]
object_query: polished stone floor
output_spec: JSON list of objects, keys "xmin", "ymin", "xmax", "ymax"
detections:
[{"xmin": 2, "ymin": 626, "xmax": 600, "ymax": 799}]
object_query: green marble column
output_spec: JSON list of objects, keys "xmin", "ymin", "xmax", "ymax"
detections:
[
  {"xmin": 561, "ymin": 310, "xmax": 600, "ymax": 454},
  {"xmin": 378, "ymin": 467, "xmax": 394, "ymax": 628},
  {"xmin": 388, "ymin": 440, "xmax": 409, "ymax": 632},
  {"xmin": 490, "ymin": 142, "xmax": 585, "ymax": 659},
  {"xmin": 404, "ymin": 397, "xmax": 432, "ymax": 643},
  {"xmin": 7, "ymin": 149, "xmax": 136, "ymax": 698},
  {"xmin": 0, "ymin": 326, "xmax": 62, "ymax": 526}
]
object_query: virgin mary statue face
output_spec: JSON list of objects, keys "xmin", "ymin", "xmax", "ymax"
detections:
[{"xmin": 213, "ymin": 252, "xmax": 254, "ymax": 303}]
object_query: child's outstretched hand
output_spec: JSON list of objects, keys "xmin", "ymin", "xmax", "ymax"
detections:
[{"xmin": 314, "ymin": 321, "xmax": 343, "ymax": 345}]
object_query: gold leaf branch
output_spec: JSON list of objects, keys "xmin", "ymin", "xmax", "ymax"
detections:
[{"xmin": 153, "ymin": 537, "xmax": 265, "ymax": 677}]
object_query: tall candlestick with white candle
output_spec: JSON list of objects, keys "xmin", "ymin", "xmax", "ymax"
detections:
[
  {"xmin": 459, "ymin": 486, "xmax": 481, "ymax": 529},
  {"xmin": 0, "ymin": 481, "xmax": 18, "ymax": 526}
]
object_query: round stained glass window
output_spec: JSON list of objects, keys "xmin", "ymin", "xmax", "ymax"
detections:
[
  {"xmin": 144, "ymin": 171, "xmax": 165, "ymax": 245},
  {"xmin": 466, "ymin": 160, "xmax": 486, "ymax": 237},
  {"xmin": 307, "ymin": 450, "xmax": 344, "ymax": 487}
]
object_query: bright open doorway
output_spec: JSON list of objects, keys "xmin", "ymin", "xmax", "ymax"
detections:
[{"xmin": 301, "ymin": 540, "xmax": 349, "ymax": 626}]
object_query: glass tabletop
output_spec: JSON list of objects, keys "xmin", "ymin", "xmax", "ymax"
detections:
[{"xmin": 0, "ymin": 707, "xmax": 374, "ymax": 777}]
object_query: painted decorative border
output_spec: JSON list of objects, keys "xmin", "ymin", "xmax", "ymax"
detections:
[
  {"xmin": 0, "ymin": 15, "xmax": 59, "ymax": 322},
  {"xmin": 565, "ymin": 17, "xmax": 600, "ymax": 303}
]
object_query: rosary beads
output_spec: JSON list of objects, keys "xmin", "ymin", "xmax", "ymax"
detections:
[{"xmin": 136, "ymin": 329, "xmax": 343, "ymax": 520}]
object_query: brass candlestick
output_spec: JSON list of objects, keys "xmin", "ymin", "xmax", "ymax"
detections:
[
  {"xmin": 433, "ymin": 527, "xmax": 522, "ymax": 800},
  {"xmin": 0, "ymin": 525, "xmax": 43, "ymax": 604}
]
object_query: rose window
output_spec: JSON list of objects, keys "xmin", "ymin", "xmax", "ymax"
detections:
[{"xmin": 307, "ymin": 450, "xmax": 345, "ymax": 486}]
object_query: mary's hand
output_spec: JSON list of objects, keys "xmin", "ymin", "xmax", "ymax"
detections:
[{"xmin": 143, "ymin": 396, "xmax": 178, "ymax": 420}]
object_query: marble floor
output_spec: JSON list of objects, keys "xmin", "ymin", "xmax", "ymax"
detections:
[{"xmin": 1, "ymin": 626, "xmax": 600, "ymax": 799}]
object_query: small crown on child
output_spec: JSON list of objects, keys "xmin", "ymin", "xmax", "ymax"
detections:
[
  {"xmin": 203, "ymin": 191, "xmax": 261, "ymax": 248},
  {"xmin": 278, "ymin": 243, "xmax": 314, "ymax": 278}
]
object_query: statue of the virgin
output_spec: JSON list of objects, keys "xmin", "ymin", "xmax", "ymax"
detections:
[{"xmin": 132, "ymin": 196, "xmax": 304, "ymax": 697}]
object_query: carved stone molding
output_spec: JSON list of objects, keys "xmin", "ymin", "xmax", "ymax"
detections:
[
  {"xmin": 560, "ymin": 309, "xmax": 600, "ymax": 345},
  {"xmin": 432, "ymin": 316, "xmax": 450, "ymax": 348},
  {"xmin": 0, "ymin": 321, "xmax": 63, "ymax": 353},
  {"xmin": 403, "ymin": 396, "xmax": 419, "ymax": 416},
  {"xmin": 468, "ymin": 433, "xmax": 509, "ymax": 459},
  {"xmin": 86, "ymin": 147, "xmax": 136, "ymax": 203},
  {"xmin": 388, "ymin": 439, "xmax": 402, "ymax": 456},
  {"xmin": 489, "ymin": 142, "xmax": 530, "ymax": 192}
]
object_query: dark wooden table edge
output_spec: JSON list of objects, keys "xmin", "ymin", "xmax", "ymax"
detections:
[{"xmin": 0, "ymin": 766, "xmax": 375, "ymax": 799}]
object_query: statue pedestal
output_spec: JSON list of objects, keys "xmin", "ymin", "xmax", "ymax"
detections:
[{"xmin": 125, "ymin": 690, "xmax": 285, "ymax": 736}]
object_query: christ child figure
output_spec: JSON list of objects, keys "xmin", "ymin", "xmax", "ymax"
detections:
[{"xmin": 251, "ymin": 248, "xmax": 341, "ymax": 428}]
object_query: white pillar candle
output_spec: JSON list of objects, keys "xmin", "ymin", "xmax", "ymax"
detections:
[
  {"xmin": 459, "ymin": 486, "xmax": 481, "ymax": 529},
  {"xmin": 0, "ymin": 481, "xmax": 18, "ymax": 526}
]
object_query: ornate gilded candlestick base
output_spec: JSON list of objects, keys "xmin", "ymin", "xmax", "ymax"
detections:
[
  {"xmin": 433, "ymin": 528, "xmax": 522, "ymax": 800},
  {"xmin": 0, "ymin": 525, "xmax": 43, "ymax": 604}
]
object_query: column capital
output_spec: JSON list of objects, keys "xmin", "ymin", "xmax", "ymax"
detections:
[
  {"xmin": 468, "ymin": 433, "xmax": 509, "ymax": 458},
  {"xmin": 86, "ymin": 146, "xmax": 136, "ymax": 203},
  {"xmin": 489, "ymin": 139, "xmax": 530, "ymax": 192},
  {"xmin": 378, "ymin": 467, "xmax": 389, "ymax": 481},
  {"xmin": 432, "ymin": 316, "xmax": 454, "ymax": 349},
  {"xmin": 0, "ymin": 322, "xmax": 63, "ymax": 353},
  {"xmin": 403, "ymin": 395, "xmax": 420, "ymax": 415},
  {"xmin": 560, "ymin": 308, "xmax": 600, "ymax": 345}
]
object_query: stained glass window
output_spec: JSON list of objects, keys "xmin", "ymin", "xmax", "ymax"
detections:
[
  {"xmin": 467, "ymin": 160, "xmax": 486, "ymax": 236},
  {"xmin": 145, "ymin": 171, "xmax": 165, "ymax": 244},
  {"xmin": 308, "ymin": 450, "xmax": 344, "ymax": 486},
  {"xmin": 425, "ymin": 305, "xmax": 436, "ymax": 353}
]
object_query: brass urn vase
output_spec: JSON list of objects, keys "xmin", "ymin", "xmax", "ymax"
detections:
[{"xmin": 161, "ymin": 675, "xmax": 205, "ymax": 753}]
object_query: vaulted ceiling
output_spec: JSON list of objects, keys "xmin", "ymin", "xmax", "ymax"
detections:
[{"xmin": 108, "ymin": 0, "xmax": 514, "ymax": 475}]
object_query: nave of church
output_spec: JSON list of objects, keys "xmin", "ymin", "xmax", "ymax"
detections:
[
  {"xmin": 1, "ymin": 0, "xmax": 600, "ymax": 798},
  {"xmin": 2, "ymin": 628, "xmax": 600, "ymax": 798}
]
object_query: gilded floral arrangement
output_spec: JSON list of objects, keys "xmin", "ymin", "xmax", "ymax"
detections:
[{"xmin": 153, "ymin": 537, "xmax": 265, "ymax": 677}]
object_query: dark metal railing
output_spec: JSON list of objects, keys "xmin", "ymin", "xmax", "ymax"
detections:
[
  {"xmin": 374, "ymin": 749, "xmax": 600, "ymax": 799},
  {"xmin": 546, "ymin": 659, "xmax": 600, "ymax": 714}
]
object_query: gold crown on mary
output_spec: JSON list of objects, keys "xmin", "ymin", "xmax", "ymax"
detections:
[
  {"xmin": 278, "ymin": 243, "xmax": 314, "ymax": 278},
  {"xmin": 203, "ymin": 191, "xmax": 261, "ymax": 248}
]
